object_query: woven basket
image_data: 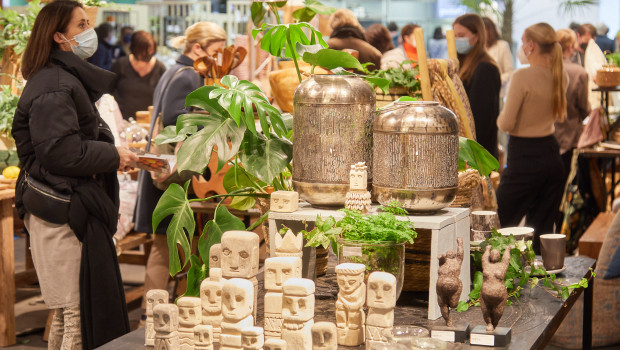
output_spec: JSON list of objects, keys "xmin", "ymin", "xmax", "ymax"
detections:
[
  {"xmin": 450, "ymin": 169, "xmax": 481, "ymax": 208},
  {"xmin": 315, "ymin": 246, "xmax": 329, "ymax": 276},
  {"xmin": 403, "ymin": 228, "xmax": 432, "ymax": 291},
  {"xmin": 375, "ymin": 86, "xmax": 409, "ymax": 108}
]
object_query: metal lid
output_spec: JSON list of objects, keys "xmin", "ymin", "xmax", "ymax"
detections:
[{"xmin": 374, "ymin": 101, "xmax": 459, "ymax": 134}]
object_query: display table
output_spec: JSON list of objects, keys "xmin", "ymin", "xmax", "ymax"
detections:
[
  {"xmin": 97, "ymin": 256, "xmax": 595, "ymax": 350},
  {"xmin": 268, "ymin": 203, "xmax": 470, "ymax": 320},
  {"xmin": 0, "ymin": 189, "xmax": 15, "ymax": 346}
]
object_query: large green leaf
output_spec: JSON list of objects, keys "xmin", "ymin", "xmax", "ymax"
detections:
[
  {"xmin": 292, "ymin": 0, "xmax": 335, "ymax": 22},
  {"xmin": 152, "ymin": 181, "xmax": 195, "ymax": 276},
  {"xmin": 252, "ymin": 22, "xmax": 327, "ymax": 61},
  {"xmin": 154, "ymin": 124, "xmax": 193, "ymax": 145},
  {"xmin": 239, "ymin": 131, "xmax": 293, "ymax": 185},
  {"xmin": 185, "ymin": 86, "xmax": 228, "ymax": 118},
  {"xmin": 458, "ymin": 136, "xmax": 499, "ymax": 177},
  {"xmin": 250, "ymin": 2, "xmax": 268, "ymax": 28},
  {"xmin": 197, "ymin": 205, "xmax": 245, "ymax": 272},
  {"xmin": 183, "ymin": 255, "xmax": 206, "ymax": 298},
  {"xmin": 176, "ymin": 115, "xmax": 245, "ymax": 174},
  {"xmin": 222, "ymin": 164, "xmax": 265, "ymax": 210},
  {"xmin": 302, "ymin": 48, "xmax": 364, "ymax": 71},
  {"xmin": 331, "ymin": 67, "xmax": 390, "ymax": 94}
]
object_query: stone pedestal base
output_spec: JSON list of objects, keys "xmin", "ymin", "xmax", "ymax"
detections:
[
  {"xmin": 430, "ymin": 322, "xmax": 470, "ymax": 343},
  {"xmin": 470, "ymin": 326, "xmax": 511, "ymax": 347}
]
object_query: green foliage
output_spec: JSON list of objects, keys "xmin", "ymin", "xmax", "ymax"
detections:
[
  {"xmin": 0, "ymin": 0, "xmax": 41, "ymax": 59},
  {"xmin": 0, "ymin": 83, "xmax": 19, "ymax": 138},
  {"xmin": 291, "ymin": 0, "xmax": 336, "ymax": 23},
  {"xmin": 458, "ymin": 136, "xmax": 499, "ymax": 177},
  {"xmin": 606, "ymin": 53, "xmax": 620, "ymax": 67},
  {"xmin": 302, "ymin": 48, "xmax": 364, "ymax": 72},
  {"xmin": 369, "ymin": 60, "xmax": 422, "ymax": 95},
  {"xmin": 81, "ymin": 0, "xmax": 108, "ymax": 7},
  {"xmin": 252, "ymin": 22, "xmax": 327, "ymax": 61},
  {"xmin": 329, "ymin": 67, "xmax": 390, "ymax": 95},
  {"xmin": 250, "ymin": 0, "xmax": 287, "ymax": 28}
]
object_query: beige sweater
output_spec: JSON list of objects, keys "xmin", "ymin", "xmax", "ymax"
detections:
[{"xmin": 497, "ymin": 66, "xmax": 558, "ymax": 137}]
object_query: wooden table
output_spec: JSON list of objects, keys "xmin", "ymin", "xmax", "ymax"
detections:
[
  {"xmin": 0, "ymin": 189, "xmax": 15, "ymax": 346},
  {"xmin": 578, "ymin": 211, "xmax": 615, "ymax": 259},
  {"xmin": 580, "ymin": 147, "xmax": 620, "ymax": 209},
  {"xmin": 96, "ymin": 255, "xmax": 596, "ymax": 350}
]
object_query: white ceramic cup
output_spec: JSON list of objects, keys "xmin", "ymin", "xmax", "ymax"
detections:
[{"xmin": 540, "ymin": 234, "xmax": 566, "ymax": 271}]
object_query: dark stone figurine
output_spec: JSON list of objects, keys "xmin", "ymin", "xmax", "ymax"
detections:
[
  {"xmin": 436, "ymin": 237, "xmax": 464, "ymax": 327},
  {"xmin": 481, "ymin": 245, "xmax": 510, "ymax": 331}
]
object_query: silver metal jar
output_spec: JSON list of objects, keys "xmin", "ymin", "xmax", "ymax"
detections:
[
  {"xmin": 373, "ymin": 101, "xmax": 459, "ymax": 212},
  {"xmin": 293, "ymin": 75, "xmax": 375, "ymax": 206}
]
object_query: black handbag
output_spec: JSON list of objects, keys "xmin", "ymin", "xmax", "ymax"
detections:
[{"xmin": 21, "ymin": 172, "xmax": 71, "ymax": 225}]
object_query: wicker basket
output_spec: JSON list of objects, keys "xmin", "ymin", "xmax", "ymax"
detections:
[
  {"xmin": 403, "ymin": 228, "xmax": 432, "ymax": 291},
  {"xmin": 315, "ymin": 246, "xmax": 329, "ymax": 276},
  {"xmin": 375, "ymin": 86, "xmax": 409, "ymax": 108},
  {"xmin": 450, "ymin": 169, "xmax": 481, "ymax": 208}
]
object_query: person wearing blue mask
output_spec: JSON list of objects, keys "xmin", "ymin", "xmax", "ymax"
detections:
[
  {"xmin": 453, "ymin": 13, "xmax": 501, "ymax": 159},
  {"xmin": 15, "ymin": 0, "xmax": 138, "ymax": 348}
]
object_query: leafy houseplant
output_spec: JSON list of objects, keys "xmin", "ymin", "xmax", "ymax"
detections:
[{"xmin": 369, "ymin": 60, "xmax": 422, "ymax": 97}]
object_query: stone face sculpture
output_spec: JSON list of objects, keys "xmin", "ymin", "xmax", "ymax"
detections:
[
  {"xmin": 311, "ymin": 322, "xmax": 337, "ymax": 350},
  {"xmin": 178, "ymin": 297, "xmax": 202, "ymax": 350},
  {"xmin": 194, "ymin": 325, "xmax": 213, "ymax": 350},
  {"xmin": 436, "ymin": 237, "xmax": 464, "ymax": 327},
  {"xmin": 201, "ymin": 268, "xmax": 224, "ymax": 342},
  {"xmin": 335, "ymin": 263, "xmax": 366, "ymax": 346},
  {"xmin": 221, "ymin": 231, "xmax": 260, "ymax": 319},
  {"xmin": 264, "ymin": 339, "xmax": 286, "ymax": 350},
  {"xmin": 210, "ymin": 244, "xmax": 222, "ymax": 269},
  {"xmin": 481, "ymin": 245, "xmax": 510, "ymax": 332},
  {"xmin": 242, "ymin": 327, "xmax": 265, "ymax": 350},
  {"xmin": 345, "ymin": 162, "xmax": 371, "ymax": 214},
  {"xmin": 221, "ymin": 278, "xmax": 255, "ymax": 350},
  {"xmin": 270, "ymin": 191, "xmax": 299, "ymax": 213},
  {"xmin": 264, "ymin": 257, "xmax": 302, "ymax": 339},
  {"xmin": 146, "ymin": 289, "xmax": 169, "ymax": 346},
  {"xmin": 154, "ymin": 303, "xmax": 179, "ymax": 350},
  {"xmin": 366, "ymin": 272, "xmax": 396, "ymax": 347},
  {"xmin": 281, "ymin": 278, "xmax": 315, "ymax": 350},
  {"xmin": 274, "ymin": 229, "xmax": 303, "ymax": 259}
]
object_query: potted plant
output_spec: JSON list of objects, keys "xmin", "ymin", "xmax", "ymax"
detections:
[{"xmin": 368, "ymin": 60, "xmax": 422, "ymax": 108}]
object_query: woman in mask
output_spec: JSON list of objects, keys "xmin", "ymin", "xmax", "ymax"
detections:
[
  {"xmin": 381, "ymin": 23, "xmax": 419, "ymax": 70},
  {"xmin": 453, "ymin": 13, "xmax": 501, "ymax": 159},
  {"xmin": 14, "ymin": 0, "xmax": 138, "ymax": 348},
  {"xmin": 111, "ymin": 31, "xmax": 166, "ymax": 120},
  {"xmin": 496, "ymin": 23, "xmax": 567, "ymax": 253}
]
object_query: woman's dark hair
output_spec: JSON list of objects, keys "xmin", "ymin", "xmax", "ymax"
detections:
[
  {"xmin": 482, "ymin": 17, "xmax": 500, "ymax": 47},
  {"xmin": 22, "ymin": 0, "xmax": 83, "ymax": 79},
  {"xmin": 433, "ymin": 26, "xmax": 444, "ymax": 40},
  {"xmin": 453, "ymin": 13, "xmax": 495, "ymax": 83},
  {"xmin": 130, "ymin": 30, "xmax": 157, "ymax": 61},
  {"xmin": 365, "ymin": 23, "xmax": 394, "ymax": 54},
  {"xmin": 95, "ymin": 22, "xmax": 113, "ymax": 41},
  {"xmin": 401, "ymin": 23, "xmax": 419, "ymax": 40}
]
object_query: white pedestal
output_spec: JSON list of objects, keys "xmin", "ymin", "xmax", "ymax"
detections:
[{"xmin": 268, "ymin": 203, "xmax": 470, "ymax": 320}]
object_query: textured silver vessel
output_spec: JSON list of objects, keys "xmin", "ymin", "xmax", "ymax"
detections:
[
  {"xmin": 293, "ymin": 75, "xmax": 375, "ymax": 206},
  {"xmin": 373, "ymin": 101, "xmax": 459, "ymax": 212}
]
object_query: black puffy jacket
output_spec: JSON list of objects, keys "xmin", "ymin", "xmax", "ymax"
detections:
[{"xmin": 12, "ymin": 49, "xmax": 120, "ymax": 219}]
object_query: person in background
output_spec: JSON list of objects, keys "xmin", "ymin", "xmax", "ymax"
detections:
[
  {"xmin": 118, "ymin": 25, "xmax": 134, "ymax": 57},
  {"xmin": 327, "ymin": 9, "xmax": 382, "ymax": 71},
  {"xmin": 453, "ymin": 14, "xmax": 501, "ymax": 159},
  {"xmin": 496, "ymin": 23, "xmax": 567, "ymax": 253},
  {"xmin": 111, "ymin": 31, "xmax": 166, "ymax": 120},
  {"xmin": 571, "ymin": 23, "xmax": 597, "ymax": 66},
  {"xmin": 365, "ymin": 23, "xmax": 395, "ymax": 55},
  {"xmin": 428, "ymin": 26, "xmax": 448, "ymax": 59},
  {"xmin": 483, "ymin": 17, "xmax": 513, "ymax": 89},
  {"xmin": 381, "ymin": 23, "xmax": 419, "ymax": 70},
  {"xmin": 87, "ymin": 22, "xmax": 116, "ymax": 70},
  {"xmin": 595, "ymin": 22, "xmax": 615, "ymax": 54},
  {"xmin": 387, "ymin": 21, "xmax": 399, "ymax": 48}
]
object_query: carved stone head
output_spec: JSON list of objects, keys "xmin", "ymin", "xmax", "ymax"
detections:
[
  {"xmin": 367, "ymin": 271, "xmax": 397, "ymax": 308},
  {"xmin": 146, "ymin": 289, "xmax": 169, "ymax": 317},
  {"xmin": 282, "ymin": 278, "xmax": 315, "ymax": 323},
  {"xmin": 200, "ymin": 271, "xmax": 223, "ymax": 314},
  {"xmin": 194, "ymin": 325, "xmax": 213, "ymax": 346},
  {"xmin": 153, "ymin": 304, "xmax": 178, "ymax": 333},
  {"xmin": 349, "ymin": 162, "xmax": 367, "ymax": 190},
  {"xmin": 210, "ymin": 244, "xmax": 221, "ymax": 268},
  {"xmin": 275, "ymin": 229, "xmax": 303, "ymax": 258},
  {"xmin": 221, "ymin": 231, "xmax": 260, "ymax": 278},
  {"xmin": 264, "ymin": 338, "xmax": 286, "ymax": 350},
  {"xmin": 241, "ymin": 326, "xmax": 264, "ymax": 350},
  {"xmin": 335, "ymin": 263, "xmax": 365, "ymax": 294},
  {"xmin": 311, "ymin": 322, "xmax": 337, "ymax": 350},
  {"xmin": 265, "ymin": 257, "xmax": 302, "ymax": 292},
  {"xmin": 177, "ymin": 297, "xmax": 202, "ymax": 328},
  {"xmin": 270, "ymin": 191, "xmax": 299, "ymax": 212},
  {"xmin": 222, "ymin": 278, "xmax": 254, "ymax": 322}
]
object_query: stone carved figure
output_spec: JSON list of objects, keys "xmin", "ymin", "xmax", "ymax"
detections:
[
  {"xmin": 221, "ymin": 231, "xmax": 260, "ymax": 319},
  {"xmin": 275, "ymin": 229, "xmax": 303, "ymax": 258},
  {"xmin": 264, "ymin": 257, "xmax": 302, "ymax": 339},
  {"xmin": 146, "ymin": 289, "xmax": 169, "ymax": 346},
  {"xmin": 311, "ymin": 322, "xmax": 337, "ymax": 350},
  {"xmin": 281, "ymin": 278, "xmax": 315, "ymax": 350},
  {"xmin": 210, "ymin": 244, "xmax": 222, "ymax": 269},
  {"xmin": 271, "ymin": 191, "xmax": 299, "ymax": 213},
  {"xmin": 366, "ymin": 272, "xmax": 396, "ymax": 348},
  {"xmin": 194, "ymin": 325, "xmax": 213, "ymax": 350},
  {"xmin": 221, "ymin": 278, "xmax": 255, "ymax": 350},
  {"xmin": 436, "ymin": 237, "xmax": 464, "ymax": 327},
  {"xmin": 481, "ymin": 245, "xmax": 510, "ymax": 332},
  {"xmin": 345, "ymin": 162, "xmax": 371, "ymax": 214},
  {"xmin": 178, "ymin": 297, "xmax": 202, "ymax": 350},
  {"xmin": 264, "ymin": 339, "xmax": 286, "ymax": 350},
  {"xmin": 242, "ymin": 327, "xmax": 265, "ymax": 350},
  {"xmin": 335, "ymin": 263, "xmax": 366, "ymax": 346},
  {"xmin": 154, "ymin": 303, "xmax": 179, "ymax": 350},
  {"xmin": 201, "ymin": 268, "xmax": 224, "ymax": 342}
]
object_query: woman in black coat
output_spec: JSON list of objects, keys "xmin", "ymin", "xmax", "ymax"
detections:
[{"xmin": 13, "ymin": 1, "xmax": 137, "ymax": 348}]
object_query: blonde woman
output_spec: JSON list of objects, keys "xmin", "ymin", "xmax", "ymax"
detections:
[
  {"xmin": 134, "ymin": 21, "xmax": 227, "ymax": 317},
  {"xmin": 327, "ymin": 8, "xmax": 381, "ymax": 71},
  {"xmin": 496, "ymin": 23, "xmax": 567, "ymax": 253}
]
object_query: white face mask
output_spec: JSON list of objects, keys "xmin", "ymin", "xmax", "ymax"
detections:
[
  {"xmin": 455, "ymin": 37, "xmax": 473, "ymax": 54},
  {"xmin": 517, "ymin": 45, "xmax": 529, "ymax": 65},
  {"xmin": 62, "ymin": 28, "xmax": 98, "ymax": 59}
]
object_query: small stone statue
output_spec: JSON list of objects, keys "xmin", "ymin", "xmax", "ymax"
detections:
[
  {"xmin": 221, "ymin": 278, "xmax": 255, "ymax": 350},
  {"xmin": 281, "ymin": 278, "xmax": 315, "ymax": 350},
  {"xmin": 194, "ymin": 325, "xmax": 213, "ymax": 350},
  {"xmin": 201, "ymin": 268, "xmax": 224, "ymax": 342},
  {"xmin": 154, "ymin": 303, "xmax": 179, "ymax": 350},
  {"xmin": 275, "ymin": 229, "xmax": 303, "ymax": 259},
  {"xmin": 345, "ymin": 162, "xmax": 371, "ymax": 214},
  {"xmin": 270, "ymin": 191, "xmax": 299, "ymax": 213},
  {"xmin": 264, "ymin": 338, "xmax": 286, "ymax": 350},
  {"xmin": 264, "ymin": 257, "xmax": 302, "ymax": 339},
  {"xmin": 221, "ymin": 231, "xmax": 260, "ymax": 319},
  {"xmin": 311, "ymin": 322, "xmax": 337, "ymax": 350},
  {"xmin": 481, "ymin": 245, "xmax": 510, "ymax": 332},
  {"xmin": 146, "ymin": 289, "xmax": 169, "ymax": 346},
  {"xmin": 178, "ymin": 296, "xmax": 202, "ymax": 350},
  {"xmin": 210, "ymin": 244, "xmax": 222, "ymax": 269},
  {"xmin": 436, "ymin": 237, "xmax": 464, "ymax": 327},
  {"xmin": 366, "ymin": 272, "xmax": 396, "ymax": 348},
  {"xmin": 335, "ymin": 263, "xmax": 366, "ymax": 346},
  {"xmin": 242, "ymin": 327, "xmax": 265, "ymax": 350}
]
